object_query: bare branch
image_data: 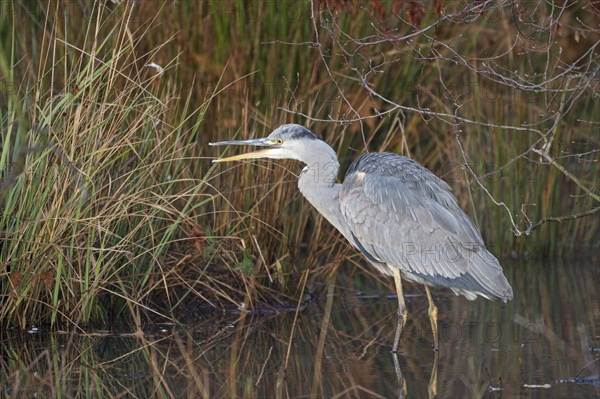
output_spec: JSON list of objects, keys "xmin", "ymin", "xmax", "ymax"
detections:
[{"xmin": 279, "ymin": 0, "xmax": 599, "ymax": 237}]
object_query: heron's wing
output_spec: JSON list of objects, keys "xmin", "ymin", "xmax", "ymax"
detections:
[{"xmin": 339, "ymin": 153, "xmax": 512, "ymax": 300}]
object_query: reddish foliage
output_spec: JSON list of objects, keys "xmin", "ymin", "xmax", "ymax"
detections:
[
  {"xmin": 391, "ymin": 0, "xmax": 403, "ymax": 15},
  {"xmin": 317, "ymin": 0, "xmax": 352, "ymax": 13},
  {"xmin": 433, "ymin": 0, "xmax": 444, "ymax": 16},
  {"xmin": 40, "ymin": 271, "xmax": 54, "ymax": 291},
  {"xmin": 370, "ymin": 0, "xmax": 386, "ymax": 18},
  {"xmin": 318, "ymin": 0, "xmax": 442, "ymax": 25},
  {"xmin": 407, "ymin": 1, "xmax": 425, "ymax": 27},
  {"xmin": 10, "ymin": 271, "xmax": 22, "ymax": 288},
  {"xmin": 191, "ymin": 224, "xmax": 206, "ymax": 254}
]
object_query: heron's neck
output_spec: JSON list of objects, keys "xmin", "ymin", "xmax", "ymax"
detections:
[
  {"xmin": 295, "ymin": 139, "xmax": 339, "ymax": 191},
  {"xmin": 297, "ymin": 154, "xmax": 355, "ymax": 243},
  {"xmin": 298, "ymin": 159, "xmax": 339, "ymax": 189}
]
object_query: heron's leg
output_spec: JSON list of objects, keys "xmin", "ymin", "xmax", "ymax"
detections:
[
  {"xmin": 392, "ymin": 268, "xmax": 408, "ymax": 352},
  {"xmin": 428, "ymin": 351, "xmax": 439, "ymax": 399},
  {"xmin": 424, "ymin": 285, "xmax": 439, "ymax": 350},
  {"xmin": 392, "ymin": 352, "xmax": 408, "ymax": 398}
]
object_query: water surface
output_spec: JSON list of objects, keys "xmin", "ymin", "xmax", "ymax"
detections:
[{"xmin": 1, "ymin": 257, "xmax": 598, "ymax": 398}]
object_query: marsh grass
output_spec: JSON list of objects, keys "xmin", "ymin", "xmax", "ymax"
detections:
[
  {"xmin": 0, "ymin": 2, "xmax": 221, "ymax": 327},
  {"xmin": 0, "ymin": 1, "xmax": 597, "ymax": 328}
]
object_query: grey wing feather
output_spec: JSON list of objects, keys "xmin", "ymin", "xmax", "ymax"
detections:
[{"xmin": 339, "ymin": 153, "xmax": 512, "ymax": 301}]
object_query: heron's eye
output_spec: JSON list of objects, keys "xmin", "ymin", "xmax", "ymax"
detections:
[{"xmin": 275, "ymin": 138, "xmax": 283, "ymax": 145}]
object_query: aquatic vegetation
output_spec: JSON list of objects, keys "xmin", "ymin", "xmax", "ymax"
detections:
[{"xmin": 0, "ymin": 1, "xmax": 597, "ymax": 328}]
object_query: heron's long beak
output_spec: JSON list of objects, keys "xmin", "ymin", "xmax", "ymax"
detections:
[{"xmin": 209, "ymin": 137, "xmax": 279, "ymax": 163}]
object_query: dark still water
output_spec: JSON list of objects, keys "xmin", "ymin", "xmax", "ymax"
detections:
[{"xmin": 1, "ymin": 257, "xmax": 599, "ymax": 398}]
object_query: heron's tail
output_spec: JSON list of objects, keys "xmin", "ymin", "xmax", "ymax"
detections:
[{"xmin": 464, "ymin": 249, "xmax": 513, "ymax": 302}]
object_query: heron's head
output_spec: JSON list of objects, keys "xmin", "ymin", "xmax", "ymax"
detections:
[{"xmin": 210, "ymin": 124, "xmax": 337, "ymax": 166}]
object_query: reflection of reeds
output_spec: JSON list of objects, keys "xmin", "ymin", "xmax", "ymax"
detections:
[
  {"xmin": 1, "ymin": 258, "xmax": 597, "ymax": 398},
  {"xmin": 0, "ymin": 1, "xmax": 597, "ymax": 328}
]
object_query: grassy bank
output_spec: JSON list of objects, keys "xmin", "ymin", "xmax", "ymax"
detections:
[{"xmin": 0, "ymin": 1, "xmax": 597, "ymax": 328}]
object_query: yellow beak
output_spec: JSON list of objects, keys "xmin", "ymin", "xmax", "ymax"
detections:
[{"xmin": 209, "ymin": 137, "xmax": 279, "ymax": 163}]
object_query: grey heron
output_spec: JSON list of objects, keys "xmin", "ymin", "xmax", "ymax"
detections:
[{"xmin": 210, "ymin": 124, "xmax": 513, "ymax": 351}]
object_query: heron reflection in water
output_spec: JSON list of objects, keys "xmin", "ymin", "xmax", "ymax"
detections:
[{"xmin": 211, "ymin": 124, "xmax": 513, "ymax": 351}]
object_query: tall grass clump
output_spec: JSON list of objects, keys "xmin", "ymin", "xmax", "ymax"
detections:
[
  {"xmin": 0, "ymin": 2, "xmax": 221, "ymax": 328},
  {"xmin": 0, "ymin": 1, "xmax": 350, "ymax": 330}
]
